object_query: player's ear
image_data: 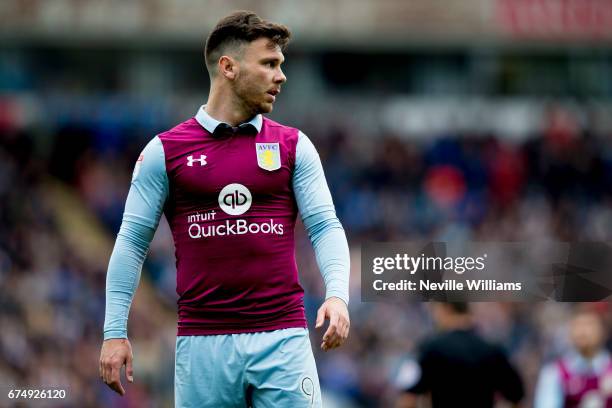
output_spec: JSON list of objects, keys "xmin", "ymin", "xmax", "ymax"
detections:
[{"xmin": 218, "ymin": 55, "xmax": 237, "ymax": 80}]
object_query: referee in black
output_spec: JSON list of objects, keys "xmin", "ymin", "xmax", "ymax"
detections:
[{"xmin": 396, "ymin": 302, "xmax": 524, "ymax": 408}]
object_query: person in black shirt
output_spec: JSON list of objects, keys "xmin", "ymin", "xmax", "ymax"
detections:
[{"xmin": 396, "ymin": 302, "xmax": 524, "ymax": 408}]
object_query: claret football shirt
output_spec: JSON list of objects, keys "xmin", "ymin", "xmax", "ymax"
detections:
[{"xmin": 104, "ymin": 106, "xmax": 350, "ymax": 338}]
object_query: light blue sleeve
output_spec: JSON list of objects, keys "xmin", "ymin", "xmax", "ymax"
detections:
[
  {"xmin": 293, "ymin": 131, "xmax": 350, "ymax": 305},
  {"xmin": 533, "ymin": 363, "xmax": 563, "ymax": 408},
  {"xmin": 103, "ymin": 137, "xmax": 169, "ymax": 340}
]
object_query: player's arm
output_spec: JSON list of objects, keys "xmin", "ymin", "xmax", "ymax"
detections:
[
  {"xmin": 493, "ymin": 347, "xmax": 525, "ymax": 407},
  {"xmin": 395, "ymin": 394, "xmax": 432, "ymax": 408},
  {"xmin": 396, "ymin": 343, "xmax": 435, "ymax": 407},
  {"xmin": 292, "ymin": 131, "xmax": 350, "ymax": 351},
  {"xmin": 533, "ymin": 363, "xmax": 563, "ymax": 408},
  {"xmin": 100, "ymin": 136, "xmax": 168, "ymax": 396}
]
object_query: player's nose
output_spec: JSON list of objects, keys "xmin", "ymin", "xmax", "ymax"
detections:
[{"xmin": 274, "ymin": 68, "xmax": 286, "ymax": 84}]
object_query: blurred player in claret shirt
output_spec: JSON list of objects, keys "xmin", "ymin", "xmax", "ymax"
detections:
[
  {"xmin": 98, "ymin": 11, "xmax": 350, "ymax": 407},
  {"xmin": 396, "ymin": 302, "xmax": 524, "ymax": 408},
  {"xmin": 535, "ymin": 307, "xmax": 612, "ymax": 408}
]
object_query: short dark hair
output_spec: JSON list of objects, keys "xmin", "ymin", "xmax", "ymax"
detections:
[
  {"xmin": 205, "ymin": 11, "xmax": 291, "ymax": 76},
  {"xmin": 444, "ymin": 302, "xmax": 470, "ymax": 315}
]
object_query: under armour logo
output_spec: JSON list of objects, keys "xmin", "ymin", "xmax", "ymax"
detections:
[{"xmin": 187, "ymin": 154, "xmax": 207, "ymax": 167}]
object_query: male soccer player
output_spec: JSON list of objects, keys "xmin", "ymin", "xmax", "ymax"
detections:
[
  {"xmin": 99, "ymin": 11, "xmax": 350, "ymax": 407},
  {"xmin": 534, "ymin": 308, "xmax": 612, "ymax": 408}
]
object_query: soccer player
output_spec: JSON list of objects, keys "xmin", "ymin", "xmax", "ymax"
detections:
[
  {"xmin": 99, "ymin": 11, "xmax": 350, "ymax": 407},
  {"xmin": 534, "ymin": 308, "xmax": 612, "ymax": 408}
]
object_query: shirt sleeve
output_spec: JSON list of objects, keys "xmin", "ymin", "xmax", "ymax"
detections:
[
  {"xmin": 293, "ymin": 131, "xmax": 350, "ymax": 305},
  {"xmin": 406, "ymin": 342, "xmax": 433, "ymax": 394},
  {"xmin": 493, "ymin": 347, "xmax": 525, "ymax": 403},
  {"xmin": 103, "ymin": 136, "xmax": 169, "ymax": 340},
  {"xmin": 534, "ymin": 363, "xmax": 563, "ymax": 408}
]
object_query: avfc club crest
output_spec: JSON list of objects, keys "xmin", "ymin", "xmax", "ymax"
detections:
[{"xmin": 256, "ymin": 143, "xmax": 281, "ymax": 171}]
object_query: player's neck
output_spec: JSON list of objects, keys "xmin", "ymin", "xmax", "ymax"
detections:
[
  {"xmin": 579, "ymin": 347, "xmax": 600, "ymax": 360},
  {"xmin": 205, "ymin": 86, "xmax": 254, "ymax": 126},
  {"xmin": 440, "ymin": 315, "xmax": 473, "ymax": 331}
]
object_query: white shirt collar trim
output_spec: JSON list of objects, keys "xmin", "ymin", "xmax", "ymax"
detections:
[{"xmin": 194, "ymin": 105, "xmax": 262, "ymax": 134}]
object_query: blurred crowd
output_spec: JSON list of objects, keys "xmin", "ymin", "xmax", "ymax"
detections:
[{"xmin": 1, "ymin": 94, "xmax": 612, "ymax": 407}]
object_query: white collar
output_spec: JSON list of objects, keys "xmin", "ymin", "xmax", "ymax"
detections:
[
  {"xmin": 566, "ymin": 350, "xmax": 611, "ymax": 373},
  {"xmin": 194, "ymin": 105, "xmax": 263, "ymax": 134}
]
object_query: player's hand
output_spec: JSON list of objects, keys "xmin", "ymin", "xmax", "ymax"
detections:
[
  {"xmin": 315, "ymin": 297, "xmax": 350, "ymax": 351},
  {"xmin": 99, "ymin": 338, "xmax": 134, "ymax": 396}
]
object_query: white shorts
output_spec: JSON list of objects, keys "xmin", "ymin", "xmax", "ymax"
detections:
[{"xmin": 174, "ymin": 327, "xmax": 322, "ymax": 408}]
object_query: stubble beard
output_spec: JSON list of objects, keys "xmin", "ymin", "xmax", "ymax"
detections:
[{"xmin": 234, "ymin": 74, "xmax": 273, "ymax": 116}]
